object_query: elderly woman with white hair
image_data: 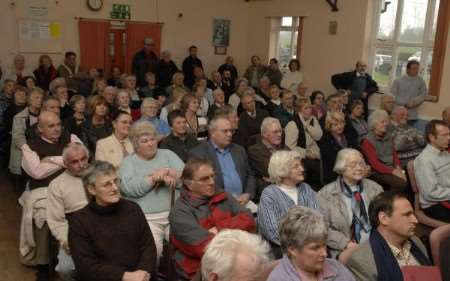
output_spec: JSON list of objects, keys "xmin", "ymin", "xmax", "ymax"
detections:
[
  {"xmin": 318, "ymin": 148, "xmax": 383, "ymax": 262},
  {"xmin": 137, "ymin": 97, "xmax": 170, "ymax": 141},
  {"xmin": 361, "ymin": 109, "xmax": 407, "ymax": 191},
  {"xmin": 257, "ymin": 150, "xmax": 320, "ymax": 258},
  {"xmin": 267, "ymin": 206, "xmax": 355, "ymax": 281},
  {"xmin": 198, "ymin": 230, "xmax": 274, "ymax": 281},
  {"xmin": 118, "ymin": 121, "xmax": 184, "ymax": 261}
]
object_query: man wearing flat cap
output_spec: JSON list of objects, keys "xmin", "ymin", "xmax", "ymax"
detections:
[{"xmin": 132, "ymin": 37, "xmax": 159, "ymax": 87}]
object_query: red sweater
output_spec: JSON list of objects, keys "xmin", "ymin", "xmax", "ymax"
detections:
[
  {"xmin": 361, "ymin": 138, "xmax": 400, "ymax": 174},
  {"xmin": 169, "ymin": 190, "xmax": 255, "ymax": 279}
]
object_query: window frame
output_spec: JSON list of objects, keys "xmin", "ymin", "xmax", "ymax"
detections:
[
  {"xmin": 274, "ymin": 16, "xmax": 299, "ymax": 68},
  {"xmin": 369, "ymin": 0, "xmax": 449, "ymax": 100}
]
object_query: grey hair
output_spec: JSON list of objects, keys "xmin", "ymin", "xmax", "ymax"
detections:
[
  {"xmin": 260, "ymin": 76, "xmax": 270, "ymax": 83},
  {"xmin": 49, "ymin": 77, "xmax": 67, "ymax": 95},
  {"xmin": 260, "ymin": 117, "xmax": 281, "ymax": 135},
  {"xmin": 161, "ymin": 50, "xmax": 171, "ymax": 56},
  {"xmin": 268, "ymin": 150, "xmax": 303, "ymax": 184},
  {"xmin": 62, "ymin": 142, "xmax": 90, "ymax": 163},
  {"xmin": 201, "ymin": 229, "xmax": 271, "ymax": 280},
  {"xmin": 391, "ymin": 105, "xmax": 407, "ymax": 118},
  {"xmin": 212, "ymin": 88, "xmax": 224, "ymax": 96},
  {"xmin": 104, "ymin": 86, "xmax": 118, "ymax": 93},
  {"xmin": 368, "ymin": 109, "xmax": 390, "ymax": 131},
  {"xmin": 129, "ymin": 121, "xmax": 157, "ymax": 150},
  {"xmin": 140, "ymin": 97, "xmax": 160, "ymax": 111},
  {"xmin": 333, "ymin": 148, "xmax": 365, "ymax": 174},
  {"xmin": 240, "ymin": 90, "xmax": 255, "ymax": 101},
  {"xmin": 82, "ymin": 160, "xmax": 116, "ymax": 189},
  {"xmin": 279, "ymin": 206, "xmax": 328, "ymax": 255},
  {"xmin": 208, "ymin": 116, "xmax": 230, "ymax": 132}
]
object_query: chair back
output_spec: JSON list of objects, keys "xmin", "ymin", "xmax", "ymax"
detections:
[
  {"xmin": 430, "ymin": 224, "xmax": 450, "ymax": 265},
  {"xmin": 401, "ymin": 266, "xmax": 442, "ymax": 281}
]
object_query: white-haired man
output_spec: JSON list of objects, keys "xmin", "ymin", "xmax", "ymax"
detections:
[
  {"xmin": 248, "ymin": 117, "xmax": 288, "ymax": 202},
  {"xmin": 47, "ymin": 143, "xmax": 90, "ymax": 280},
  {"xmin": 199, "ymin": 230, "xmax": 274, "ymax": 281},
  {"xmin": 390, "ymin": 106, "xmax": 426, "ymax": 167}
]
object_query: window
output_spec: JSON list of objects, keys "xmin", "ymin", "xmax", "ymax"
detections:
[
  {"xmin": 270, "ymin": 16, "xmax": 300, "ymax": 70},
  {"xmin": 371, "ymin": 0, "xmax": 440, "ymax": 89}
]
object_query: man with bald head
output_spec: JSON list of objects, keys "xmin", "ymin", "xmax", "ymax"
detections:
[
  {"xmin": 20, "ymin": 111, "xmax": 82, "ymax": 280},
  {"xmin": 332, "ymin": 60, "xmax": 379, "ymax": 119}
]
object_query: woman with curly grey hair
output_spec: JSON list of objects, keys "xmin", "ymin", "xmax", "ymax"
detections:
[
  {"xmin": 257, "ymin": 150, "xmax": 320, "ymax": 258},
  {"xmin": 267, "ymin": 206, "xmax": 355, "ymax": 281}
]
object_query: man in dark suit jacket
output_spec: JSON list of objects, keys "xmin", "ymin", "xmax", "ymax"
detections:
[
  {"xmin": 189, "ymin": 116, "xmax": 255, "ymax": 205},
  {"xmin": 248, "ymin": 117, "xmax": 288, "ymax": 202},
  {"xmin": 238, "ymin": 92, "xmax": 270, "ymax": 149},
  {"xmin": 331, "ymin": 61, "xmax": 379, "ymax": 118},
  {"xmin": 182, "ymin": 46, "xmax": 203, "ymax": 89},
  {"xmin": 347, "ymin": 192, "xmax": 430, "ymax": 281}
]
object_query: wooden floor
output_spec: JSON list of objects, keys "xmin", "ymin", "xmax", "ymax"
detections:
[{"xmin": 0, "ymin": 173, "xmax": 36, "ymax": 281}]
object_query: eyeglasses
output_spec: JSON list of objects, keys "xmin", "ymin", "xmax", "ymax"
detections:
[
  {"xmin": 97, "ymin": 178, "xmax": 121, "ymax": 189},
  {"xmin": 192, "ymin": 174, "xmax": 215, "ymax": 183},
  {"xmin": 346, "ymin": 161, "xmax": 367, "ymax": 169}
]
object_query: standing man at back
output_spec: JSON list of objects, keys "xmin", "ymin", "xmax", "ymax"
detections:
[
  {"xmin": 182, "ymin": 46, "xmax": 203, "ymax": 89},
  {"xmin": 331, "ymin": 61, "xmax": 378, "ymax": 119},
  {"xmin": 132, "ymin": 37, "xmax": 159, "ymax": 87},
  {"xmin": 391, "ymin": 60, "xmax": 427, "ymax": 130}
]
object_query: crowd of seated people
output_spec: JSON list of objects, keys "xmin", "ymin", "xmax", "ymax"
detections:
[{"xmin": 0, "ymin": 37, "xmax": 449, "ymax": 281}]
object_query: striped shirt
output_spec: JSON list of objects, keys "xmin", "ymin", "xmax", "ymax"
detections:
[{"xmin": 257, "ymin": 183, "xmax": 319, "ymax": 245}]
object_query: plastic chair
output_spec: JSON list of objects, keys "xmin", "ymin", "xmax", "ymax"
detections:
[
  {"xmin": 406, "ymin": 161, "xmax": 447, "ymax": 228},
  {"xmin": 430, "ymin": 224, "xmax": 450, "ymax": 265}
]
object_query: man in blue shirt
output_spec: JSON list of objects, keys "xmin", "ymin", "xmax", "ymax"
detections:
[{"xmin": 189, "ymin": 116, "xmax": 255, "ymax": 205}]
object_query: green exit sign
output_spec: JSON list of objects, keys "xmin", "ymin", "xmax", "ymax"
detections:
[{"xmin": 111, "ymin": 4, "xmax": 131, "ymax": 20}]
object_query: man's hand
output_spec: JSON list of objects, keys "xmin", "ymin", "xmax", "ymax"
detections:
[
  {"xmin": 122, "ymin": 270, "xmax": 150, "ymax": 281},
  {"xmin": 236, "ymin": 193, "xmax": 251, "ymax": 205},
  {"xmin": 208, "ymin": 227, "xmax": 219, "ymax": 235},
  {"xmin": 392, "ymin": 168, "xmax": 407, "ymax": 181},
  {"xmin": 61, "ymin": 241, "xmax": 70, "ymax": 254}
]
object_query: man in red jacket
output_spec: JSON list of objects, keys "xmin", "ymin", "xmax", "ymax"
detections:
[{"xmin": 169, "ymin": 158, "xmax": 256, "ymax": 280}]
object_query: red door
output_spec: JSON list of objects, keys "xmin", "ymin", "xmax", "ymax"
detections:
[{"xmin": 110, "ymin": 29, "xmax": 126, "ymax": 75}]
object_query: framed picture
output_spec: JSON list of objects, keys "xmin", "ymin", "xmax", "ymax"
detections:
[
  {"xmin": 213, "ymin": 18, "xmax": 230, "ymax": 47},
  {"xmin": 214, "ymin": 46, "xmax": 227, "ymax": 55}
]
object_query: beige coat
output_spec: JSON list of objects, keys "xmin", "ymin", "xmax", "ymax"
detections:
[
  {"xmin": 318, "ymin": 178, "xmax": 383, "ymax": 258},
  {"xmin": 46, "ymin": 171, "xmax": 88, "ymax": 244},
  {"xmin": 95, "ymin": 134, "xmax": 134, "ymax": 168},
  {"xmin": 346, "ymin": 236, "xmax": 428, "ymax": 281}
]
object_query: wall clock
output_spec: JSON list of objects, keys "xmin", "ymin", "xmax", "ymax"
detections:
[{"xmin": 87, "ymin": 0, "xmax": 103, "ymax": 12}]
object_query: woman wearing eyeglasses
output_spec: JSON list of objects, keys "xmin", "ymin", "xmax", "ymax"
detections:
[
  {"xmin": 118, "ymin": 121, "xmax": 184, "ymax": 263},
  {"xmin": 68, "ymin": 160, "xmax": 157, "ymax": 281},
  {"xmin": 317, "ymin": 148, "xmax": 383, "ymax": 263}
]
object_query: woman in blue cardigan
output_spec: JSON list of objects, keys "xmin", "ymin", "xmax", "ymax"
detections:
[{"xmin": 257, "ymin": 150, "xmax": 320, "ymax": 258}]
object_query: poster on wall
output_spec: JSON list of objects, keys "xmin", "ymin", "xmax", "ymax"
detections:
[
  {"xmin": 18, "ymin": 19, "xmax": 62, "ymax": 53},
  {"xmin": 212, "ymin": 18, "xmax": 230, "ymax": 47}
]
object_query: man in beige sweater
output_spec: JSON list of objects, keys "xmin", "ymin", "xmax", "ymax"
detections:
[{"xmin": 47, "ymin": 142, "xmax": 89, "ymax": 280}]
